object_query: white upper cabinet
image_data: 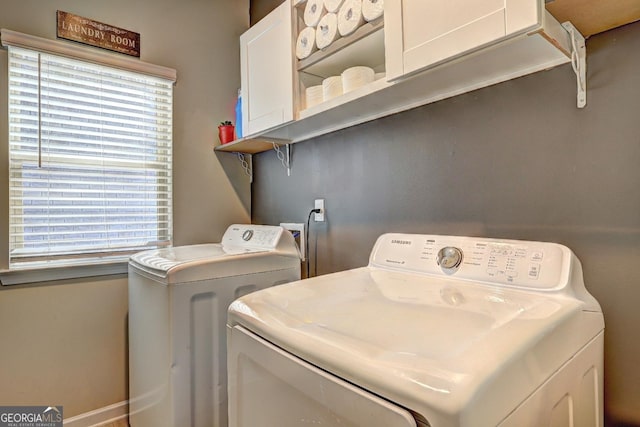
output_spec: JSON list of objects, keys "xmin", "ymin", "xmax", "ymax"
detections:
[
  {"xmin": 240, "ymin": 0, "xmax": 295, "ymax": 137},
  {"xmin": 227, "ymin": 0, "xmax": 582, "ymax": 149},
  {"xmin": 385, "ymin": 0, "xmax": 541, "ymax": 80}
]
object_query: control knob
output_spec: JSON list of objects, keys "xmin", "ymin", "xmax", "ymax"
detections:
[
  {"xmin": 437, "ymin": 246, "xmax": 463, "ymax": 272},
  {"xmin": 242, "ymin": 230, "xmax": 254, "ymax": 241}
]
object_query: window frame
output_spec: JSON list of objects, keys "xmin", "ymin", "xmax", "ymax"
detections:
[{"xmin": 0, "ymin": 29, "xmax": 177, "ymax": 286}]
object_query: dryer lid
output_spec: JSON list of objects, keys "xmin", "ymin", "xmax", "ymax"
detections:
[{"xmin": 228, "ymin": 267, "xmax": 603, "ymax": 426}]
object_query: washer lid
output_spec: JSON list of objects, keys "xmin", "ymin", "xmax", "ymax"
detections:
[
  {"xmin": 228, "ymin": 267, "xmax": 603, "ymax": 427},
  {"xmin": 129, "ymin": 243, "xmax": 268, "ymax": 280},
  {"xmin": 128, "ymin": 224, "xmax": 301, "ymax": 283},
  {"xmin": 129, "ymin": 243, "xmax": 262, "ymax": 272}
]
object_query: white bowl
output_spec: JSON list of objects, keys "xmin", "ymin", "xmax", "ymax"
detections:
[
  {"xmin": 322, "ymin": 76, "xmax": 343, "ymax": 101},
  {"xmin": 341, "ymin": 66, "xmax": 374, "ymax": 92},
  {"xmin": 305, "ymin": 85, "xmax": 323, "ymax": 108}
]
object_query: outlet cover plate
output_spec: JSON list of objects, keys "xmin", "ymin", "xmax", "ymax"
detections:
[{"xmin": 314, "ymin": 199, "xmax": 325, "ymax": 222}]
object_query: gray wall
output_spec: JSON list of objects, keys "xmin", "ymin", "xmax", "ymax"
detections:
[
  {"xmin": 251, "ymin": 19, "xmax": 640, "ymax": 426},
  {"xmin": 0, "ymin": 0, "xmax": 250, "ymax": 418}
]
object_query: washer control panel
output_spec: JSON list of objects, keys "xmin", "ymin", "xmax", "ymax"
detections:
[{"xmin": 369, "ymin": 233, "xmax": 571, "ymax": 291}]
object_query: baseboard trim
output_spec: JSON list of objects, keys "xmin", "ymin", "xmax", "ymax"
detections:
[{"xmin": 63, "ymin": 400, "xmax": 128, "ymax": 427}]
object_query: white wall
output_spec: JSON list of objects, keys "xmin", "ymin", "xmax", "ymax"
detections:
[{"xmin": 0, "ymin": 0, "xmax": 250, "ymax": 418}]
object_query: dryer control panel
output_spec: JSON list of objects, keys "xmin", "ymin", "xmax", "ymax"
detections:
[{"xmin": 369, "ymin": 233, "xmax": 572, "ymax": 291}]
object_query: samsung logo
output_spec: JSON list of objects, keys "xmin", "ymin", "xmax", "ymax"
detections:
[{"xmin": 391, "ymin": 239, "xmax": 412, "ymax": 245}]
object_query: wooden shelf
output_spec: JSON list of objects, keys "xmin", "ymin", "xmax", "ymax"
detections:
[
  {"xmin": 214, "ymin": 137, "xmax": 290, "ymax": 154},
  {"xmin": 545, "ymin": 0, "xmax": 640, "ymax": 37}
]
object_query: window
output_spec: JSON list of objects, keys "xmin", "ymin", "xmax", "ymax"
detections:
[{"xmin": 6, "ymin": 43, "xmax": 174, "ymax": 271}]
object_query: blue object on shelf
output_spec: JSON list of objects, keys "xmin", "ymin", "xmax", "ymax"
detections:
[{"xmin": 235, "ymin": 89, "xmax": 243, "ymax": 139}]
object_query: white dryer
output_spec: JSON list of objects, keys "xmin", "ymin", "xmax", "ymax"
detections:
[
  {"xmin": 227, "ymin": 233, "xmax": 604, "ymax": 427},
  {"xmin": 128, "ymin": 224, "xmax": 300, "ymax": 427}
]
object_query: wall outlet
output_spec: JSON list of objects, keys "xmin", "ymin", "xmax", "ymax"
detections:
[
  {"xmin": 280, "ymin": 222, "xmax": 305, "ymax": 260},
  {"xmin": 314, "ymin": 199, "xmax": 325, "ymax": 222}
]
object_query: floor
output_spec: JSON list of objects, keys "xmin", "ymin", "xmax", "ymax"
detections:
[
  {"xmin": 95, "ymin": 413, "xmax": 640, "ymax": 426},
  {"xmin": 98, "ymin": 420, "xmax": 128, "ymax": 427}
]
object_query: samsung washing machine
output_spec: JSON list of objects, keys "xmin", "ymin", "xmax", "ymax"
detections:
[
  {"xmin": 227, "ymin": 233, "xmax": 604, "ymax": 427},
  {"xmin": 128, "ymin": 224, "xmax": 300, "ymax": 427}
]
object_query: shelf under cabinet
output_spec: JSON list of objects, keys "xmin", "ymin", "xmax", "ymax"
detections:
[
  {"xmin": 214, "ymin": 137, "xmax": 290, "ymax": 154},
  {"xmin": 261, "ymin": 12, "xmax": 576, "ymax": 143}
]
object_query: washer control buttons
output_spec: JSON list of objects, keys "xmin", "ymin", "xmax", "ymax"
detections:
[
  {"xmin": 242, "ymin": 230, "xmax": 254, "ymax": 241},
  {"xmin": 528, "ymin": 263, "xmax": 541, "ymax": 279},
  {"xmin": 437, "ymin": 247, "xmax": 464, "ymax": 272},
  {"xmin": 531, "ymin": 251, "xmax": 544, "ymax": 262}
]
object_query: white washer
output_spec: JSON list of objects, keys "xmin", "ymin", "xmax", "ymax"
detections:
[
  {"xmin": 228, "ymin": 233, "xmax": 604, "ymax": 427},
  {"xmin": 128, "ymin": 224, "xmax": 300, "ymax": 427}
]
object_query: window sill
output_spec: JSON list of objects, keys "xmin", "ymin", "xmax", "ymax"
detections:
[{"xmin": 0, "ymin": 259, "xmax": 129, "ymax": 286}]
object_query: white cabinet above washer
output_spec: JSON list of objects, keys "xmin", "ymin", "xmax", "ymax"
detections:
[
  {"xmin": 240, "ymin": 0, "xmax": 295, "ymax": 137},
  {"xmin": 226, "ymin": 0, "xmax": 584, "ymax": 151},
  {"xmin": 385, "ymin": 0, "xmax": 543, "ymax": 80}
]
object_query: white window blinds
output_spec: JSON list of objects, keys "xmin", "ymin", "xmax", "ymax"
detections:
[{"xmin": 7, "ymin": 46, "xmax": 174, "ymax": 267}]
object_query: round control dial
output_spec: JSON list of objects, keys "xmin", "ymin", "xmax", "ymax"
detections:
[
  {"xmin": 437, "ymin": 246, "xmax": 463, "ymax": 271},
  {"xmin": 242, "ymin": 230, "xmax": 254, "ymax": 241}
]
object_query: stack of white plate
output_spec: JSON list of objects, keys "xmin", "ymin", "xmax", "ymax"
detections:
[
  {"xmin": 305, "ymin": 85, "xmax": 324, "ymax": 108},
  {"xmin": 342, "ymin": 66, "xmax": 374, "ymax": 92},
  {"xmin": 322, "ymin": 76, "xmax": 343, "ymax": 101}
]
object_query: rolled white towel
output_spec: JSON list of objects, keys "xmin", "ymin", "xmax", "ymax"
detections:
[
  {"xmin": 316, "ymin": 13, "xmax": 339, "ymax": 50},
  {"xmin": 324, "ymin": 0, "xmax": 344, "ymax": 13},
  {"xmin": 304, "ymin": 0, "xmax": 326, "ymax": 27},
  {"xmin": 338, "ymin": 0, "xmax": 365, "ymax": 37},
  {"xmin": 296, "ymin": 26, "xmax": 318, "ymax": 60},
  {"xmin": 362, "ymin": 0, "xmax": 384, "ymax": 22}
]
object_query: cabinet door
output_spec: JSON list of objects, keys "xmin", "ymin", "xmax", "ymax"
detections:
[
  {"xmin": 240, "ymin": 0, "xmax": 294, "ymax": 137},
  {"xmin": 385, "ymin": 0, "xmax": 540, "ymax": 80}
]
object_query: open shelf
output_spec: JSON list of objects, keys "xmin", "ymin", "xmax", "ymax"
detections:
[
  {"xmin": 214, "ymin": 137, "xmax": 290, "ymax": 154},
  {"xmin": 297, "ymin": 18, "xmax": 384, "ymax": 77}
]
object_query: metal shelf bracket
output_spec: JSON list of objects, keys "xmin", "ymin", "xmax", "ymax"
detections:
[
  {"xmin": 563, "ymin": 22, "xmax": 586, "ymax": 108},
  {"xmin": 271, "ymin": 142, "xmax": 291, "ymax": 176},
  {"xmin": 235, "ymin": 152, "xmax": 253, "ymax": 183},
  {"xmin": 226, "ymin": 141, "xmax": 291, "ymax": 182}
]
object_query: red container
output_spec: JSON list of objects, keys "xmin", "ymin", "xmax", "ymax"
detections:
[{"xmin": 218, "ymin": 125, "xmax": 235, "ymax": 144}]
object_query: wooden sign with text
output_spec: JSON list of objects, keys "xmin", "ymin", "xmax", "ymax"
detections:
[{"xmin": 56, "ymin": 11, "xmax": 140, "ymax": 57}]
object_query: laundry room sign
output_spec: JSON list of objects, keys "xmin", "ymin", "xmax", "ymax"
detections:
[{"xmin": 56, "ymin": 11, "xmax": 140, "ymax": 57}]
